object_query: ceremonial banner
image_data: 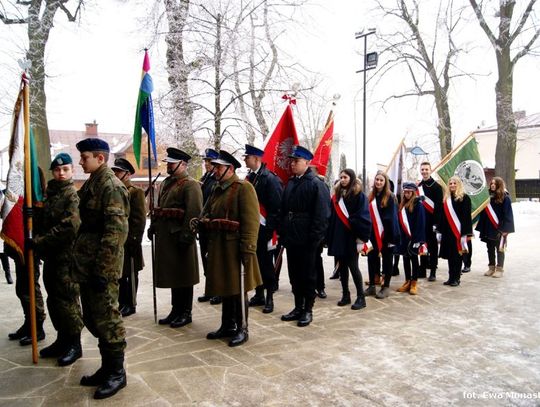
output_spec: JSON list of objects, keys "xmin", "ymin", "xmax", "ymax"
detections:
[
  {"xmin": 434, "ymin": 135, "xmax": 489, "ymax": 218},
  {"xmin": 386, "ymin": 139, "xmax": 406, "ymax": 195},
  {"xmin": 133, "ymin": 50, "xmax": 157, "ymax": 167},
  {"xmin": 311, "ymin": 111, "xmax": 334, "ymax": 176},
  {"xmin": 263, "ymin": 103, "xmax": 299, "ymax": 184}
]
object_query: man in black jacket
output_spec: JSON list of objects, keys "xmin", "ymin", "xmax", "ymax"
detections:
[
  {"xmin": 280, "ymin": 146, "xmax": 330, "ymax": 327},
  {"xmin": 244, "ymin": 144, "xmax": 283, "ymax": 313},
  {"xmin": 418, "ymin": 162, "xmax": 443, "ymax": 281}
]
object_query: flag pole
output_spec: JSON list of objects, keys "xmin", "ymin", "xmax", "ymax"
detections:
[
  {"xmin": 147, "ymin": 130, "xmax": 157, "ymax": 324},
  {"xmin": 431, "ymin": 133, "xmax": 475, "ymax": 174},
  {"xmin": 22, "ymin": 73, "xmax": 38, "ymax": 364},
  {"xmin": 385, "ymin": 137, "xmax": 406, "ymax": 173}
]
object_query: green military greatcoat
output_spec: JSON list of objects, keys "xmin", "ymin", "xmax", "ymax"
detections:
[
  {"xmin": 204, "ymin": 173, "xmax": 262, "ymax": 297},
  {"xmin": 123, "ymin": 181, "xmax": 146, "ymax": 275},
  {"xmin": 154, "ymin": 171, "xmax": 202, "ymax": 288}
]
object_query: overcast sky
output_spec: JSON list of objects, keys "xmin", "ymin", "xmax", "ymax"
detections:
[{"xmin": 1, "ymin": 0, "xmax": 539, "ymax": 173}]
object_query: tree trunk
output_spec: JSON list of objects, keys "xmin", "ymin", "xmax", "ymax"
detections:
[
  {"xmin": 434, "ymin": 85, "xmax": 452, "ymax": 157},
  {"xmin": 214, "ymin": 13, "xmax": 222, "ymax": 150},
  {"xmin": 494, "ymin": 50, "xmax": 517, "ymax": 200}
]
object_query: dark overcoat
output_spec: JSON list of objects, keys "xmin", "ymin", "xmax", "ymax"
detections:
[
  {"xmin": 418, "ymin": 177, "xmax": 443, "ymax": 229},
  {"xmin": 439, "ymin": 194, "xmax": 472, "ymax": 259},
  {"xmin": 369, "ymin": 192, "xmax": 400, "ymax": 250},
  {"xmin": 397, "ymin": 197, "xmax": 426, "ymax": 255},
  {"xmin": 122, "ymin": 181, "xmax": 146, "ymax": 275},
  {"xmin": 475, "ymin": 193, "xmax": 514, "ymax": 241},
  {"xmin": 154, "ymin": 172, "xmax": 202, "ymax": 288},
  {"xmin": 204, "ymin": 173, "xmax": 262, "ymax": 296}
]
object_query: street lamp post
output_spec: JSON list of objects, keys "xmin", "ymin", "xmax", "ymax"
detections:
[{"xmin": 355, "ymin": 28, "xmax": 377, "ymax": 184}]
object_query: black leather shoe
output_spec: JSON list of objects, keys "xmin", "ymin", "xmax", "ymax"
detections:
[
  {"xmin": 58, "ymin": 343, "xmax": 82, "ymax": 366},
  {"xmin": 93, "ymin": 369, "xmax": 126, "ymax": 399},
  {"xmin": 158, "ymin": 310, "xmax": 178, "ymax": 325},
  {"xmin": 228, "ymin": 329, "xmax": 248, "ymax": 347},
  {"xmin": 364, "ymin": 285, "xmax": 376, "ymax": 296},
  {"xmin": 351, "ymin": 297, "xmax": 366, "ymax": 310},
  {"xmin": 281, "ymin": 308, "xmax": 303, "ymax": 321},
  {"xmin": 262, "ymin": 292, "xmax": 274, "ymax": 314},
  {"xmin": 248, "ymin": 295, "xmax": 265, "ymax": 307},
  {"xmin": 40, "ymin": 338, "xmax": 65, "ymax": 358},
  {"xmin": 428, "ymin": 270, "xmax": 436, "ymax": 282},
  {"xmin": 121, "ymin": 306, "xmax": 136, "ymax": 317},
  {"xmin": 207, "ymin": 326, "xmax": 237, "ymax": 340},
  {"xmin": 197, "ymin": 295, "xmax": 211, "ymax": 302},
  {"xmin": 462, "ymin": 267, "xmax": 471, "ymax": 273},
  {"xmin": 209, "ymin": 296, "xmax": 222, "ymax": 305},
  {"xmin": 19, "ymin": 330, "xmax": 45, "ymax": 346},
  {"xmin": 337, "ymin": 294, "xmax": 351, "ymax": 306},
  {"xmin": 170, "ymin": 314, "xmax": 192, "ymax": 328},
  {"xmin": 297, "ymin": 311, "xmax": 313, "ymax": 327},
  {"xmin": 81, "ymin": 367, "xmax": 106, "ymax": 386},
  {"xmin": 443, "ymin": 280, "xmax": 452, "ymax": 285},
  {"xmin": 8, "ymin": 324, "xmax": 28, "ymax": 341},
  {"xmin": 450, "ymin": 281, "xmax": 460, "ymax": 287},
  {"xmin": 316, "ymin": 289, "xmax": 327, "ymax": 299}
]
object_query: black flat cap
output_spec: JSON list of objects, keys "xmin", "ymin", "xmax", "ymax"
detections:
[{"xmin": 111, "ymin": 158, "xmax": 136, "ymax": 175}]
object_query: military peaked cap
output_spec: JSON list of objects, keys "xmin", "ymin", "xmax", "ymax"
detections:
[
  {"xmin": 163, "ymin": 147, "xmax": 191, "ymax": 163},
  {"xmin": 243, "ymin": 144, "xmax": 264, "ymax": 157},
  {"xmin": 402, "ymin": 182, "xmax": 418, "ymax": 192},
  {"xmin": 211, "ymin": 150, "xmax": 241, "ymax": 169},
  {"xmin": 50, "ymin": 153, "xmax": 73, "ymax": 170},
  {"xmin": 289, "ymin": 145, "xmax": 313, "ymax": 160},
  {"xmin": 111, "ymin": 158, "xmax": 136, "ymax": 175},
  {"xmin": 202, "ymin": 148, "xmax": 219, "ymax": 160},
  {"xmin": 76, "ymin": 138, "xmax": 110, "ymax": 153}
]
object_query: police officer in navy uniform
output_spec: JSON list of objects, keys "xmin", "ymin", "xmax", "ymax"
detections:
[
  {"xmin": 197, "ymin": 148, "xmax": 222, "ymax": 305},
  {"xmin": 280, "ymin": 146, "xmax": 330, "ymax": 327},
  {"xmin": 243, "ymin": 144, "xmax": 283, "ymax": 313}
]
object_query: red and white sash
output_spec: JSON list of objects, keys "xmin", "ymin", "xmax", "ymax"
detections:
[
  {"xmin": 485, "ymin": 202, "xmax": 499, "ymax": 230},
  {"xmin": 260, "ymin": 204, "xmax": 278, "ymax": 251},
  {"xmin": 332, "ymin": 195, "xmax": 351, "ymax": 230},
  {"xmin": 369, "ymin": 199, "xmax": 384, "ymax": 251},
  {"xmin": 443, "ymin": 197, "xmax": 467, "ymax": 253},
  {"xmin": 417, "ymin": 185, "xmax": 435, "ymax": 214},
  {"xmin": 399, "ymin": 207, "xmax": 411, "ymax": 238}
]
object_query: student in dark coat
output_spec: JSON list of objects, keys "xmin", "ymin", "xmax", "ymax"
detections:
[
  {"xmin": 395, "ymin": 182, "xmax": 426, "ymax": 295},
  {"xmin": 365, "ymin": 171, "xmax": 400, "ymax": 299},
  {"xmin": 327, "ymin": 169, "xmax": 371, "ymax": 310},
  {"xmin": 475, "ymin": 176, "xmax": 514, "ymax": 278},
  {"xmin": 439, "ymin": 176, "xmax": 472, "ymax": 286},
  {"xmin": 280, "ymin": 146, "xmax": 330, "ymax": 327}
]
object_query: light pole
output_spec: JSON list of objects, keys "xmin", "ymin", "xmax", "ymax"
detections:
[{"xmin": 355, "ymin": 28, "xmax": 378, "ymax": 184}]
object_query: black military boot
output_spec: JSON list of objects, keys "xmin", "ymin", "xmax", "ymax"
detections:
[
  {"xmin": 197, "ymin": 294, "xmax": 211, "ymax": 302},
  {"xmin": 262, "ymin": 290, "xmax": 274, "ymax": 314},
  {"xmin": 158, "ymin": 308, "xmax": 179, "ymax": 325},
  {"xmin": 207, "ymin": 298, "xmax": 237, "ymax": 339},
  {"xmin": 337, "ymin": 290, "xmax": 351, "ymax": 306},
  {"xmin": 351, "ymin": 296, "xmax": 366, "ymax": 310},
  {"xmin": 40, "ymin": 333, "xmax": 67, "ymax": 358},
  {"xmin": 80, "ymin": 364, "xmax": 106, "ymax": 386},
  {"xmin": 298, "ymin": 297, "xmax": 314, "ymax": 327},
  {"xmin": 93, "ymin": 356, "xmax": 127, "ymax": 400},
  {"xmin": 8, "ymin": 321, "xmax": 29, "ymax": 341},
  {"xmin": 229, "ymin": 296, "xmax": 249, "ymax": 347},
  {"xmin": 281, "ymin": 295, "xmax": 304, "ymax": 321},
  {"xmin": 19, "ymin": 321, "xmax": 45, "ymax": 346},
  {"xmin": 248, "ymin": 286, "xmax": 265, "ymax": 306},
  {"xmin": 428, "ymin": 269, "xmax": 436, "ymax": 282},
  {"xmin": 57, "ymin": 334, "xmax": 82, "ymax": 366},
  {"xmin": 209, "ymin": 296, "xmax": 222, "ymax": 305},
  {"xmin": 170, "ymin": 312, "xmax": 192, "ymax": 328}
]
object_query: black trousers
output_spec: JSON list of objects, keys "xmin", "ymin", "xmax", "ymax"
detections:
[
  {"xmin": 403, "ymin": 255, "xmax": 420, "ymax": 281},
  {"xmin": 0, "ymin": 252, "xmax": 10, "ymax": 272},
  {"xmin": 171, "ymin": 286, "xmax": 194, "ymax": 315},
  {"xmin": 420, "ymin": 228, "xmax": 439, "ymax": 272},
  {"xmin": 486, "ymin": 239, "xmax": 505, "ymax": 267},
  {"xmin": 286, "ymin": 245, "xmax": 317, "ymax": 311},
  {"xmin": 337, "ymin": 254, "xmax": 364, "ymax": 298},
  {"xmin": 462, "ymin": 240, "xmax": 473, "ymax": 268},
  {"xmin": 315, "ymin": 244, "xmax": 325, "ymax": 291},
  {"xmin": 219, "ymin": 294, "xmax": 248, "ymax": 330},
  {"xmin": 447, "ymin": 250, "xmax": 463, "ymax": 283},
  {"xmin": 119, "ymin": 270, "xmax": 139, "ymax": 308},
  {"xmin": 367, "ymin": 247, "xmax": 393, "ymax": 287},
  {"xmin": 256, "ymin": 234, "xmax": 276, "ymax": 291}
]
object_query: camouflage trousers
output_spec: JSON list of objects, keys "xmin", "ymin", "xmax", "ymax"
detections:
[
  {"xmin": 14, "ymin": 255, "xmax": 46, "ymax": 323},
  {"xmin": 79, "ymin": 279, "xmax": 126, "ymax": 357},
  {"xmin": 43, "ymin": 259, "xmax": 83, "ymax": 336}
]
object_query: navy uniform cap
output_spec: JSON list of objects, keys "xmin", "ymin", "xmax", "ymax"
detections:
[
  {"xmin": 289, "ymin": 145, "xmax": 313, "ymax": 160},
  {"xmin": 402, "ymin": 182, "xmax": 418, "ymax": 191},
  {"xmin": 111, "ymin": 158, "xmax": 136, "ymax": 175},
  {"xmin": 76, "ymin": 138, "xmax": 110, "ymax": 153},
  {"xmin": 50, "ymin": 153, "xmax": 73, "ymax": 170},
  {"xmin": 243, "ymin": 144, "xmax": 264, "ymax": 157},
  {"xmin": 202, "ymin": 148, "xmax": 219, "ymax": 160},
  {"xmin": 163, "ymin": 147, "xmax": 191, "ymax": 163},
  {"xmin": 211, "ymin": 150, "xmax": 241, "ymax": 169}
]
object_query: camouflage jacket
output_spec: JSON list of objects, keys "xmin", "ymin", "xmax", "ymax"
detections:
[
  {"xmin": 34, "ymin": 178, "xmax": 80, "ymax": 262},
  {"xmin": 73, "ymin": 164, "xmax": 129, "ymax": 281}
]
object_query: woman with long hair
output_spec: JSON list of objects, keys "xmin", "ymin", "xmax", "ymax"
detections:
[
  {"xmin": 439, "ymin": 176, "xmax": 472, "ymax": 286},
  {"xmin": 396, "ymin": 182, "xmax": 426, "ymax": 295},
  {"xmin": 327, "ymin": 169, "xmax": 371, "ymax": 310},
  {"xmin": 475, "ymin": 176, "xmax": 514, "ymax": 278},
  {"xmin": 365, "ymin": 171, "xmax": 400, "ymax": 299}
]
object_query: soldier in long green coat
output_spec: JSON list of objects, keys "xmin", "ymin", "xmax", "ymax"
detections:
[
  {"xmin": 150, "ymin": 148, "xmax": 202, "ymax": 329},
  {"xmin": 112, "ymin": 158, "xmax": 146, "ymax": 318},
  {"xmin": 73, "ymin": 138, "xmax": 129, "ymax": 400},
  {"xmin": 202, "ymin": 150, "xmax": 262, "ymax": 347},
  {"xmin": 33, "ymin": 153, "xmax": 83, "ymax": 367}
]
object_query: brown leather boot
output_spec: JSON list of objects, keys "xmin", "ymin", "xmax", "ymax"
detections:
[
  {"xmin": 492, "ymin": 266, "xmax": 504, "ymax": 278},
  {"xmin": 409, "ymin": 280, "xmax": 418, "ymax": 295},
  {"xmin": 396, "ymin": 280, "xmax": 411, "ymax": 292},
  {"xmin": 484, "ymin": 265, "xmax": 496, "ymax": 276}
]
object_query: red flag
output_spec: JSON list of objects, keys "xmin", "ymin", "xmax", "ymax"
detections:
[
  {"xmin": 311, "ymin": 112, "xmax": 335, "ymax": 176},
  {"xmin": 262, "ymin": 104, "xmax": 299, "ymax": 184}
]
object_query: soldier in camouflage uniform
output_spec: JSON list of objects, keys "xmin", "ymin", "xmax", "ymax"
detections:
[
  {"xmin": 33, "ymin": 153, "xmax": 83, "ymax": 366},
  {"xmin": 112, "ymin": 158, "xmax": 146, "ymax": 317},
  {"xmin": 73, "ymin": 138, "xmax": 129, "ymax": 400}
]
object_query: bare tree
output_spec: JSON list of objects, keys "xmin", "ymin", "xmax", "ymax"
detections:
[
  {"xmin": 469, "ymin": 0, "xmax": 540, "ymax": 199},
  {"xmin": 1, "ymin": 0, "xmax": 83, "ymax": 175},
  {"xmin": 373, "ymin": 0, "xmax": 470, "ymax": 158}
]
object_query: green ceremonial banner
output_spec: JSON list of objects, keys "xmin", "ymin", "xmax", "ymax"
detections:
[{"xmin": 434, "ymin": 135, "xmax": 489, "ymax": 219}]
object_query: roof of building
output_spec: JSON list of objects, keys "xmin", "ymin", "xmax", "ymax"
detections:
[{"xmin": 473, "ymin": 111, "xmax": 540, "ymax": 133}]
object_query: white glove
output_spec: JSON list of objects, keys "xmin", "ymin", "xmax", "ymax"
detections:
[
  {"xmin": 412, "ymin": 242, "xmax": 420, "ymax": 249},
  {"xmin": 460, "ymin": 236, "xmax": 468, "ymax": 252},
  {"xmin": 436, "ymin": 233, "xmax": 442, "ymax": 243}
]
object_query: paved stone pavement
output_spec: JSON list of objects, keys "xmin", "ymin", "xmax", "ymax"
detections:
[{"xmin": 0, "ymin": 203, "xmax": 539, "ymax": 406}]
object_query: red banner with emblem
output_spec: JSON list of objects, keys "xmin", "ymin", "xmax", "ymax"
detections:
[{"xmin": 311, "ymin": 112, "xmax": 334, "ymax": 176}]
